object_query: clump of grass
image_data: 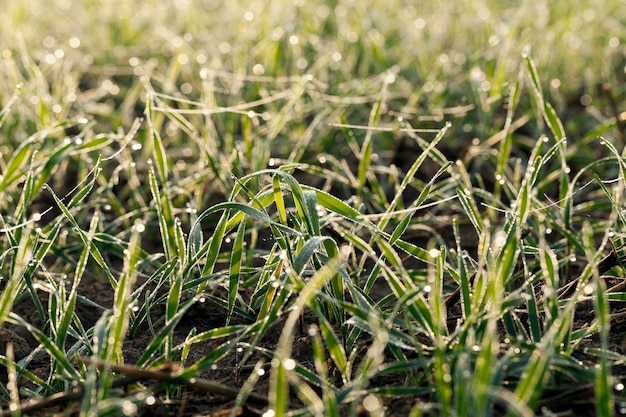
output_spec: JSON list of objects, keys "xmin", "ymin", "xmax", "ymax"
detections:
[{"xmin": 2, "ymin": 2, "xmax": 626, "ymax": 416}]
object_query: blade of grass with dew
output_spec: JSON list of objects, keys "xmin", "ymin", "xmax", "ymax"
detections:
[
  {"xmin": 538, "ymin": 231, "xmax": 560, "ymax": 329},
  {"xmin": 13, "ymin": 161, "xmax": 36, "ymax": 226},
  {"xmin": 186, "ymin": 208, "xmax": 229, "ymax": 281},
  {"xmin": 431, "ymin": 246, "xmax": 448, "ymax": 341},
  {"xmin": 273, "ymin": 174, "xmax": 288, "ymax": 225},
  {"xmin": 209, "ymin": 201, "xmax": 300, "ymax": 238},
  {"xmin": 0, "ymin": 83, "xmax": 21, "ymax": 130},
  {"xmin": 525, "ymin": 277, "xmax": 542, "ymax": 343},
  {"xmin": 431, "ymin": 250, "xmax": 451, "ymax": 415},
  {"xmin": 8, "ymin": 312, "xmax": 81, "ymax": 383},
  {"xmin": 307, "ymin": 185, "xmax": 433, "ymax": 263},
  {"xmin": 53, "ymin": 212, "xmax": 100, "ymax": 353},
  {"xmin": 42, "ymin": 172, "xmax": 112, "ymax": 283},
  {"xmin": 242, "ymin": 256, "xmax": 292, "ymax": 367},
  {"xmin": 513, "ymin": 283, "xmax": 580, "ymax": 412},
  {"xmin": 165, "ymin": 258, "xmax": 183, "ymax": 356},
  {"xmin": 343, "ymin": 303, "xmax": 417, "ymax": 351},
  {"xmin": 231, "ymin": 174, "xmax": 295, "ymax": 255},
  {"xmin": 135, "ymin": 297, "xmax": 203, "ymax": 367},
  {"xmin": 598, "ymin": 136, "xmax": 626, "ymax": 189},
  {"xmin": 379, "ymin": 125, "xmax": 450, "ymax": 232},
  {"xmin": 0, "ymin": 137, "xmax": 34, "ymax": 193},
  {"xmin": 32, "ymin": 137, "xmax": 77, "ymax": 194},
  {"xmin": 148, "ymin": 162, "xmax": 176, "ymax": 260},
  {"xmin": 0, "ymin": 356, "xmax": 51, "ymax": 393},
  {"xmin": 270, "ymin": 257, "xmax": 342, "ymax": 416},
  {"xmin": 250, "ymin": 249, "xmax": 282, "ymax": 315},
  {"xmin": 452, "ymin": 219, "xmax": 472, "ymax": 320},
  {"xmin": 227, "ymin": 218, "xmax": 246, "ymax": 325},
  {"xmin": 496, "ymin": 71, "xmax": 522, "ymax": 179},
  {"xmin": 523, "ymin": 53, "xmax": 570, "ymax": 221},
  {"xmin": 379, "ymin": 268, "xmax": 436, "ymax": 344},
  {"xmin": 316, "ymin": 310, "xmax": 348, "ymax": 385},
  {"xmin": 309, "ymin": 324, "xmax": 335, "ymax": 417},
  {"xmin": 239, "ymin": 169, "xmax": 315, "ymax": 236},
  {"xmin": 357, "ymin": 76, "xmax": 389, "ymax": 203},
  {"xmin": 389, "ymin": 161, "xmax": 452, "ymax": 245},
  {"xmin": 349, "ymin": 309, "xmax": 391, "ymax": 404},
  {"xmin": 0, "ymin": 227, "xmax": 30, "ymax": 329},
  {"xmin": 455, "ymin": 161, "xmax": 485, "ymax": 236},
  {"xmin": 292, "ymin": 236, "xmax": 334, "ymax": 275},
  {"xmin": 21, "ymin": 219, "xmax": 66, "ymax": 329},
  {"xmin": 107, "ymin": 224, "xmax": 142, "ymax": 365},
  {"xmin": 584, "ymin": 222, "xmax": 614, "ymax": 417},
  {"xmin": 180, "ymin": 334, "xmax": 249, "ymax": 380},
  {"xmin": 230, "ymin": 360, "xmax": 269, "ymax": 417},
  {"xmin": 129, "ymin": 257, "xmax": 178, "ymax": 337}
]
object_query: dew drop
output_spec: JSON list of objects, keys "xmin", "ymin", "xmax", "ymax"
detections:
[
  {"xmin": 122, "ymin": 400, "xmax": 136, "ymax": 415},
  {"xmin": 134, "ymin": 221, "xmax": 145, "ymax": 233},
  {"xmin": 283, "ymin": 358, "xmax": 296, "ymax": 370}
]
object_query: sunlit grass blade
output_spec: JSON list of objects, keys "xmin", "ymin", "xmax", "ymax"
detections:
[
  {"xmin": 53, "ymin": 212, "xmax": 100, "ymax": 351},
  {"xmin": 270, "ymin": 257, "xmax": 342, "ymax": 416},
  {"xmin": 136, "ymin": 297, "xmax": 200, "ymax": 367},
  {"xmin": 8, "ymin": 312, "xmax": 81, "ymax": 384},
  {"xmin": 227, "ymin": 219, "xmax": 246, "ymax": 325},
  {"xmin": 0, "ymin": 138, "xmax": 33, "ymax": 193},
  {"xmin": 317, "ymin": 312, "xmax": 348, "ymax": 384},
  {"xmin": 379, "ymin": 124, "xmax": 449, "ymax": 231},
  {"xmin": 148, "ymin": 163, "xmax": 174, "ymax": 260}
]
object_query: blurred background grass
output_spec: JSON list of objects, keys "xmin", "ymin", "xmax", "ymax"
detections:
[{"xmin": 3, "ymin": 0, "xmax": 625, "ymax": 129}]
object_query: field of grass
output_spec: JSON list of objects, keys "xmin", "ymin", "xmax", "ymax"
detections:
[{"xmin": 2, "ymin": 0, "xmax": 626, "ymax": 416}]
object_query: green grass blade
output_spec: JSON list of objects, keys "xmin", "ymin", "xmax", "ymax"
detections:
[{"xmin": 227, "ymin": 219, "xmax": 246, "ymax": 324}]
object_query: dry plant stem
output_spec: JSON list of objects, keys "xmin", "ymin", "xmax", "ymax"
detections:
[
  {"xmin": 0, "ymin": 375, "xmax": 142, "ymax": 417},
  {"xmin": 0, "ymin": 358, "xmax": 273, "ymax": 417},
  {"xmin": 77, "ymin": 357, "xmax": 272, "ymax": 407}
]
